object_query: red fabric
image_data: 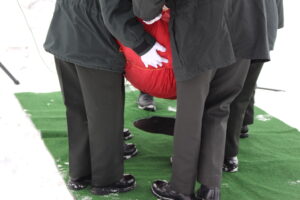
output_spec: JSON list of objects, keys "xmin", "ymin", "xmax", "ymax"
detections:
[{"xmin": 118, "ymin": 11, "xmax": 176, "ymax": 99}]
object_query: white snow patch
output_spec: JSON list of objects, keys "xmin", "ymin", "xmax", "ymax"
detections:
[
  {"xmin": 221, "ymin": 183, "xmax": 230, "ymax": 188},
  {"xmin": 102, "ymin": 193, "xmax": 121, "ymax": 200},
  {"xmin": 256, "ymin": 114, "xmax": 273, "ymax": 122},
  {"xmin": 168, "ymin": 106, "xmax": 177, "ymax": 112},
  {"xmin": 124, "ymin": 79, "xmax": 138, "ymax": 92},
  {"xmin": 288, "ymin": 180, "xmax": 300, "ymax": 185},
  {"xmin": 126, "ymin": 84, "xmax": 138, "ymax": 92},
  {"xmin": 81, "ymin": 196, "xmax": 93, "ymax": 200}
]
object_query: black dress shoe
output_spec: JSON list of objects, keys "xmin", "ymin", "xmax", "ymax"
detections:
[
  {"xmin": 91, "ymin": 174, "xmax": 136, "ymax": 195},
  {"xmin": 123, "ymin": 128, "xmax": 133, "ymax": 140},
  {"xmin": 124, "ymin": 143, "xmax": 138, "ymax": 160},
  {"xmin": 223, "ymin": 156, "xmax": 239, "ymax": 172},
  {"xmin": 67, "ymin": 176, "xmax": 91, "ymax": 190},
  {"xmin": 196, "ymin": 185, "xmax": 220, "ymax": 200},
  {"xmin": 240, "ymin": 125, "xmax": 249, "ymax": 138},
  {"xmin": 151, "ymin": 180, "xmax": 196, "ymax": 200}
]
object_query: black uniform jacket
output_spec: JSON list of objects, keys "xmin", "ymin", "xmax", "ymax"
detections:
[
  {"xmin": 266, "ymin": 0, "xmax": 284, "ymax": 51},
  {"xmin": 44, "ymin": 0, "xmax": 155, "ymax": 73},
  {"xmin": 133, "ymin": 0, "xmax": 284, "ymax": 81},
  {"xmin": 276, "ymin": 0, "xmax": 284, "ymax": 29}
]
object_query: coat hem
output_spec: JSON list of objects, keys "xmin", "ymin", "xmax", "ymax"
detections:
[
  {"xmin": 174, "ymin": 58, "xmax": 237, "ymax": 82},
  {"xmin": 45, "ymin": 49, "xmax": 125, "ymax": 74}
]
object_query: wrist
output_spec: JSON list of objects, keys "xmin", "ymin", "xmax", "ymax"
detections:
[{"xmin": 134, "ymin": 35, "xmax": 156, "ymax": 56}]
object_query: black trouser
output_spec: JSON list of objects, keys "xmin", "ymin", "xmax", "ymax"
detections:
[
  {"xmin": 243, "ymin": 91, "xmax": 255, "ymax": 126},
  {"xmin": 225, "ymin": 61, "xmax": 264, "ymax": 158},
  {"xmin": 170, "ymin": 59, "xmax": 250, "ymax": 195},
  {"xmin": 55, "ymin": 57, "xmax": 124, "ymax": 186}
]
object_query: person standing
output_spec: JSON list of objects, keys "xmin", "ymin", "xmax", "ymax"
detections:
[
  {"xmin": 224, "ymin": 0, "xmax": 284, "ymax": 172},
  {"xmin": 44, "ymin": 0, "xmax": 167, "ymax": 195},
  {"xmin": 132, "ymin": 0, "xmax": 277, "ymax": 199}
]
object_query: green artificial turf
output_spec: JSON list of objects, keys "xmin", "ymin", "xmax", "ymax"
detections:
[{"xmin": 15, "ymin": 91, "xmax": 300, "ymax": 200}]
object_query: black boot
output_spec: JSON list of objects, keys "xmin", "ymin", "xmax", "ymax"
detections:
[
  {"xmin": 91, "ymin": 174, "xmax": 136, "ymax": 195},
  {"xmin": 240, "ymin": 125, "xmax": 249, "ymax": 138},
  {"xmin": 223, "ymin": 156, "xmax": 239, "ymax": 172},
  {"xmin": 151, "ymin": 180, "xmax": 197, "ymax": 200},
  {"xmin": 67, "ymin": 175, "xmax": 91, "ymax": 190},
  {"xmin": 123, "ymin": 143, "xmax": 138, "ymax": 160},
  {"xmin": 123, "ymin": 128, "xmax": 133, "ymax": 140},
  {"xmin": 196, "ymin": 185, "xmax": 220, "ymax": 200}
]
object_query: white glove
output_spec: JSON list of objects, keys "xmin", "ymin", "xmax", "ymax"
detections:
[
  {"xmin": 143, "ymin": 14, "xmax": 162, "ymax": 25},
  {"xmin": 141, "ymin": 42, "xmax": 169, "ymax": 68}
]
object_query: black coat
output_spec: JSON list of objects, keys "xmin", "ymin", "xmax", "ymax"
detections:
[
  {"xmin": 276, "ymin": 0, "xmax": 284, "ymax": 29},
  {"xmin": 140, "ymin": 0, "xmax": 236, "ymax": 81},
  {"xmin": 133, "ymin": 0, "xmax": 284, "ymax": 81},
  {"xmin": 266, "ymin": 0, "xmax": 284, "ymax": 51},
  {"xmin": 44, "ymin": 0, "xmax": 155, "ymax": 73}
]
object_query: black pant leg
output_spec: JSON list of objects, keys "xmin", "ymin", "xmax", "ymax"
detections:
[
  {"xmin": 243, "ymin": 91, "xmax": 255, "ymax": 126},
  {"xmin": 75, "ymin": 66, "xmax": 124, "ymax": 186},
  {"xmin": 197, "ymin": 59, "xmax": 250, "ymax": 187},
  {"xmin": 170, "ymin": 59, "xmax": 250, "ymax": 194},
  {"xmin": 170, "ymin": 69, "xmax": 214, "ymax": 195},
  {"xmin": 225, "ymin": 61, "xmax": 264, "ymax": 158},
  {"xmin": 54, "ymin": 57, "xmax": 91, "ymax": 180}
]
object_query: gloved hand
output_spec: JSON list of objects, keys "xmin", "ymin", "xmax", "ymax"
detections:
[
  {"xmin": 163, "ymin": 5, "xmax": 169, "ymax": 11},
  {"xmin": 143, "ymin": 14, "xmax": 162, "ymax": 25},
  {"xmin": 141, "ymin": 42, "xmax": 168, "ymax": 68}
]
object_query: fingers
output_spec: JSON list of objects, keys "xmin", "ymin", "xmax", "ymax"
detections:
[
  {"xmin": 145, "ymin": 60, "xmax": 159, "ymax": 68},
  {"xmin": 140, "ymin": 42, "xmax": 169, "ymax": 68},
  {"xmin": 155, "ymin": 42, "xmax": 166, "ymax": 52},
  {"xmin": 156, "ymin": 51, "xmax": 169, "ymax": 64},
  {"xmin": 160, "ymin": 57, "xmax": 169, "ymax": 64},
  {"xmin": 147, "ymin": 52, "xmax": 169, "ymax": 68}
]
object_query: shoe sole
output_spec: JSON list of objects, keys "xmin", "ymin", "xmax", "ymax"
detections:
[
  {"xmin": 151, "ymin": 186, "xmax": 175, "ymax": 200},
  {"xmin": 240, "ymin": 134, "xmax": 249, "ymax": 139},
  {"xmin": 91, "ymin": 182, "xmax": 136, "ymax": 195},
  {"xmin": 123, "ymin": 149, "xmax": 138, "ymax": 160},
  {"xmin": 124, "ymin": 134, "xmax": 134, "ymax": 140},
  {"xmin": 67, "ymin": 183, "xmax": 89, "ymax": 191},
  {"xmin": 223, "ymin": 167, "xmax": 238, "ymax": 173},
  {"xmin": 138, "ymin": 105, "xmax": 156, "ymax": 112},
  {"xmin": 67, "ymin": 180, "xmax": 91, "ymax": 190}
]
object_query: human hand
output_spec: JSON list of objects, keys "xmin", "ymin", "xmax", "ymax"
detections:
[
  {"xmin": 163, "ymin": 5, "xmax": 169, "ymax": 11},
  {"xmin": 141, "ymin": 42, "xmax": 168, "ymax": 68}
]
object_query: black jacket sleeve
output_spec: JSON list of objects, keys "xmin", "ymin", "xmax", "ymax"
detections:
[
  {"xmin": 99, "ymin": 0, "xmax": 155, "ymax": 55},
  {"xmin": 132, "ymin": 0, "xmax": 165, "ymax": 21},
  {"xmin": 276, "ymin": 0, "xmax": 284, "ymax": 29}
]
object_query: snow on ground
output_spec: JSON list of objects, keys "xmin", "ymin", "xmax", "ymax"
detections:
[
  {"xmin": 255, "ymin": 1, "xmax": 300, "ymax": 131},
  {"xmin": 0, "ymin": 1, "xmax": 70, "ymax": 200},
  {"xmin": 0, "ymin": 0, "xmax": 299, "ymax": 200}
]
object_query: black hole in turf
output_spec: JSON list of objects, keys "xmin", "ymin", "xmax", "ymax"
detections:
[{"xmin": 133, "ymin": 116, "xmax": 175, "ymax": 136}]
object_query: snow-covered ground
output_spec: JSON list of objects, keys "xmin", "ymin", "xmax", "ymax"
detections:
[{"xmin": 0, "ymin": 1, "xmax": 299, "ymax": 200}]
